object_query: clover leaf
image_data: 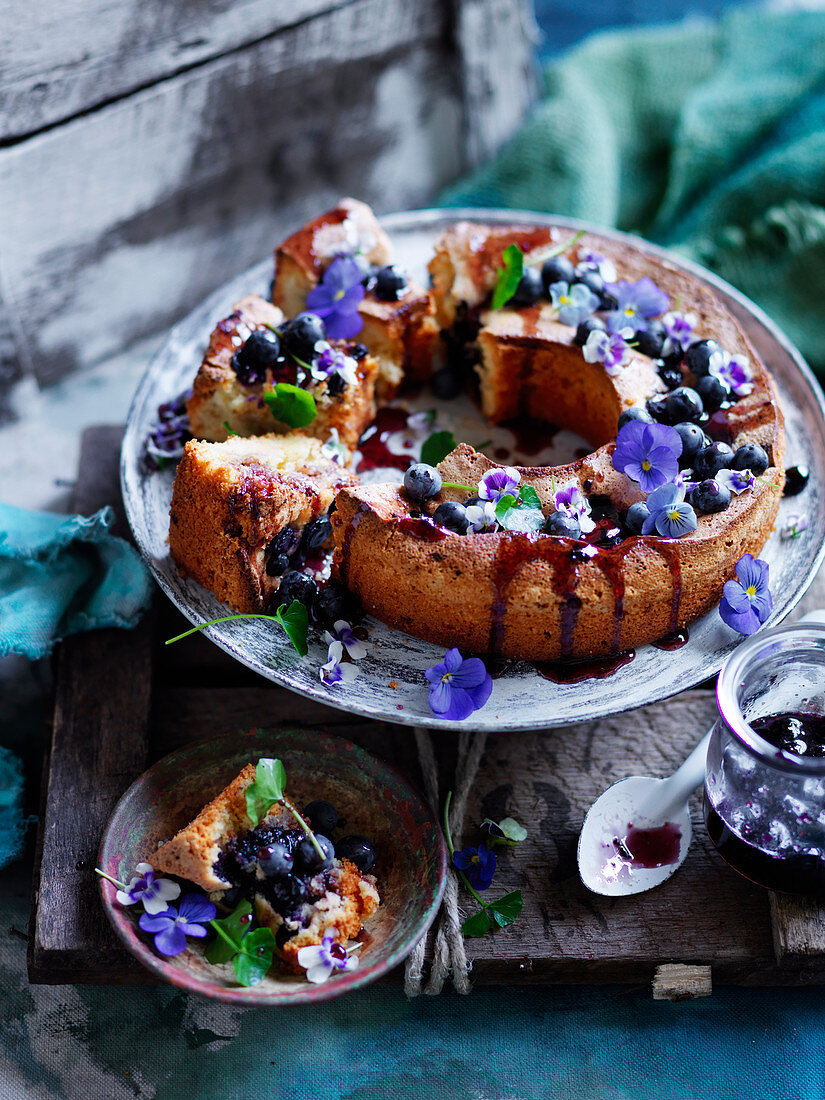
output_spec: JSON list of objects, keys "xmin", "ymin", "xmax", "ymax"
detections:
[
  {"xmin": 462, "ymin": 910, "xmax": 493, "ymax": 938},
  {"xmin": 489, "ymin": 890, "xmax": 523, "ymax": 928},
  {"xmin": 274, "ymin": 600, "xmax": 309, "ymax": 656},
  {"xmin": 491, "ymin": 244, "xmax": 524, "ymax": 310},
  {"xmin": 264, "ymin": 383, "xmax": 317, "ymax": 428},
  {"xmin": 496, "ymin": 492, "xmax": 544, "ymax": 533},
  {"xmin": 205, "ymin": 899, "xmax": 276, "ymax": 986},
  {"xmin": 232, "ymin": 928, "xmax": 276, "ymax": 986},
  {"xmin": 245, "ymin": 757, "xmax": 287, "ymax": 826},
  {"xmin": 420, "ymin": 430, "xmax": 456, "ymax": 467},
  {"xmin": 205, "ymin": 899, "xmax": 254, "ymax": 964}
]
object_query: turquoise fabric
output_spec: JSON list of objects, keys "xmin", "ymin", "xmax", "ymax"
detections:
[
  {"xmin": 441, "ymin": 7, "xmax": 825, "ymax": 375},
  {"xmin": 0, "ymin": 502, "xmax": 151, "ymax": 661}
]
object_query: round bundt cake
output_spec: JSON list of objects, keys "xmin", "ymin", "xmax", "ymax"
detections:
[{"xmin": 331, "ymin": 223, "xmax": 785, "ymax": 660}]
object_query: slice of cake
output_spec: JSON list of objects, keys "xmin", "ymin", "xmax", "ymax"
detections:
[
  {"xmin": 271, "ymin": 198, "xmax": 440, "ymax": 398},
  {"xmin": 169, "ymin": 432, "xmax": 358, "ymax": 612},
  {"xmin": 150, "ymin": 762, "xmax": 379, "ymax": 974},
  {"xmin": 187, "ymin": 294, "xmax": 379, "ymax": 450}
]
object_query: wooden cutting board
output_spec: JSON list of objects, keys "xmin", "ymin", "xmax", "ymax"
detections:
[{"xmin": 27, "ymin": 426, "xmax": 825, "ymax": 993}]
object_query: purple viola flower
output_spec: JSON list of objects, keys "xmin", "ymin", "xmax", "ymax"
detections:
[
  {"xmin": 138, "ymin": 893, "xmax": 216, "ymax": 957},
  {"xmin": 605, "ymin": 277, "xmax": 669, "ymax": 334},
  {"xmin": 305, "ymin": 256, "xmax": 365, "ymax": 339},
  {"xmin": 115, "ymin": 862, "xmax": 180, "ymax": 915},
  {"xmin": 709, "ymin": 350, "xmax": 753, "ymax": 397},
  {"xmin": 297, "ymin": 931, "xmax": 360, "ymax": 984},
  {"xmin": 425, "ymin": 648, "xmax": 493, "ymax": 721},
  {"xmin": 663, "ymin": 310, "xmax": 697, "ymax": 348},
  {"xmin": 478, "ymin": 466, "xmax": 520, "ymax": 504},
  {"xmin": 716, "ymin": 467, "xmax": 756, "ymax": 495},
  {"xmin": 554, "ymin": 483, "xmax": 596, "ymax": 534},
  {"xmin": 612, "ymin": 420, "xmax": 682, "ymax": 493},
  {"xmin": 465, "ymin": 499, "xmax": 498, "ymax": 533},
  {"xmin": 311, "ymin": 342, "xmax": 358, "ymax": 386},
  {"xmin": 582, "ymin": 328, "xmax": 633, "ymax": 373},
  {"xmin": 319, "ymin": 640, "xmax": 359, "ymax": 686},
  {"xmin": 641, "ymin": 482, "xmax": 697, "ymax": 538},
  {"xmin": 324, "ymin": 619, "xmax": 367, "ymax": 660},
  {"xmin": 548, "ymin": 281, "xmax": 600, "ymax": 327},
  {"xmin": 453, "ymin": 844, "xmax": 496, "ymax": 890},
  {"xmin": 719, "ymin": 553, "xmax": 772, "ymax": 635}
]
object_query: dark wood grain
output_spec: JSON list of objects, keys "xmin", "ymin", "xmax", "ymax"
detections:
[{"xmin": 29, "ymin": 426, "xmax": 825, "ymax": 987}]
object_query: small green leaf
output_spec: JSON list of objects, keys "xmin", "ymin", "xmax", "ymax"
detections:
[
  {"xmin": 498, "ymin": 817, "xmax": 528, "ymax": 843},
  {"xmin": 233, "ymin": 928, "xmax": 276, "ymax": 986},
  {"xmin": 489, "ymin": 890, "xmax": 523, "ymax": 928},
  {"xmin": 245, "ymin": 757, "xmax": 287, "ymax": 826},
  {"xmin": 491, "ymin": 244, "xmax": 524, "ymax": 310},
  {"xmin": 518, "ymin": 485, "xmax": 542, "ymax": 510},
  {"xmin": 462, "ymin": 909, "xmax": 493, "ymax": 938},
  {"xmin": 420, "ymin": 430, "xmax": 456, "ymax": 467},
  {"xmin": 274, "ymin": 600, "xmax": 309, "ymax": 657},
  {"xmin": 222, "ymin": 420, "xmax": 238, "ymax": 437},
  {"xmin": 264, "ymin": 383, "xmax": 317, "ymax": 428},
  {"xmin": 205, "ymin": 899, "xmax": 253, "ymax": 964},
  {"xmin": 495, "ymin": 493, "xmax": 519, "ymax": 523}
]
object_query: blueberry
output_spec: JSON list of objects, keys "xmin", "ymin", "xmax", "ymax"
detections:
[
  {"xmin": 674, "ymin": 422, "xmax": 706, "ymax": 464},
  {"xmin": 303, "ymin": 800, "xmax": 338, "ymax": 835},
  {"xmin": 404, "ymin": 463, "xmax": 443, "ymax": 502},
  {"xmin": 430, "ymin": 367, "xmax": 463, "ymax": 400},
  {"xmin": 665, "ymin": 386, "xmax": 704, "ymax": 424},
  {"xmin": 693, "ymin": 442, "xmax": 735, "ymax": 479},
  {"xmin": 731, "ymin": 443, "xmax": 769, "ymax": 476},
  {"xmin": 311, "ymin": 580, "xmax": 359, "ymax": 628},
  {"xmin": 646, "ymin": 396, "xmax": 670, "ymax": 423},
  {"xmin": 282, "ymin": 313, "xmax": 326, "ymax": 361},
  {"xmin": 692, "ymin": 478, "xmax": 731, "ymax": 514},
  {"xmin": 293, "ymin": 834, "xmax": 335, "ymax": 874},
  {"xmin": 257, "ymin": 842, "xmax": 294, "ymax": 878},
  {"xmin": 462, "ymin": 495, "xmax": 484, "ymax": 508},
  {"xmin": 625, "ymin": 501, "xmax": 650, "ymax": 535},
  {"xmin": 265, "ymin": 552, "xmax": 290, "ymax": 577},
  {"xmin": 573, "ymin": 268, "xmax": 605, "ymax": 297},
  {"xmin": 231, "ymin": 329, "xmax": 281, "ymax": 385},
  {"xmin": 335, "ymin": 835, "xmax": 376, "ymax": 873},
  {"xmin": 301, "ymin": 516, "xmax": 334, "ymax": 554},
  {"xmin": 349, "ymin": 343, "xmax": 368, "ymax": 361},
  {"xmin": 509, "ymin": 265, "xmax": 543, "ymax": 307},
  {"xmin": 541, "ymin": 255, "xmax": 576, "ymax": 292},
  {"xmin": 784, "ymin": 465, "xmax": 810, "ymax": 497},
  {"xmin": 599, "ymin": 291, "xmax": 619, "ymax": 312},
  {"xmin": 271, "ymin": 570, "xmax": 317, "ymax": 610},
  {"xmin": 544, "ymin": 511, "xmax": 581, "ymax": 539},
  {"xmin": 634, "ymin": 320, "xmax": 667, "ymax": 359},
  {"xmin": 684, "ymin": 339, "xmax": 722, "ymax": 378},
  {"xmin": 262, "ymin": 873, "xmax": 309, "ymax": 914},
  {"xmin": 326, "ymin": 371, "xmax": 347, "ymax": 397},
  {"xmin": 432, "ymin": 500, "xmax": 470, "ymax": 534},
  {"xmin": 265, "ymin": 526, "xmax": 300, "ymax": 575},
  {"xmin": 574, "ymin": 317, "xmax": 606, "ymax": 348},
  {"xmin": 373, "ymin": 264, "xmax": 409, "ymax": 301},
  {"xmin": 695, "ymin": 374, "xmax": 729, "ymax": 412},
  {"xmin": 618, "ymin": 406, "xmax": 653, "ymax": 431},
  {"xmin": 657, "ymin": 366, "xmax": 684, "ymax": 391}
]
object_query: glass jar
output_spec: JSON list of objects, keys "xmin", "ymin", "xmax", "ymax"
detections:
[{"xmin": 704, "ymin": 621, "xmax": 825, "ymax": 894}]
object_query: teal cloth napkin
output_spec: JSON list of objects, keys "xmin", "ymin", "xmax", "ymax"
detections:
[
  {"xmin": 441, "ymin": 6, "xmax": 825, "ymax": 375},
  {"xmin": 0, "ymin": 502, "xmax": 151, "ymax": 661}
]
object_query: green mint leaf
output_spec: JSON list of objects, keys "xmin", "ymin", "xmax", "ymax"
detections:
[
  {"xmin": 420, "ymin": 430, "xmax": 456, "ymax": 467},
  {"xmin": 498, "ymin": 817, "xmax": 528, "ymax": 843},
  {"xmin": 233, "ymin": 928, "xmax": 276, "ymax": 986},
  {"xmin": 491, "ymin": 244, "xmax": 524, "ymax": 310},
  {"xmin": 205, "ymin": 899, "xmax": 253, "ymax": 964},
  {"xmin": 274, "ymin": 600, "xmax": 309, "ymax": 657},
  {"xmin": 518, "ymin": 485, "xmax": 542, "ymax": 510},
  {"xmin": 245, "ymin": 757, "xmax": 287, "ymax": 826},
  {"xmin": 264, "ymin": 383, "xmax": 317, "ymax": 429},
  {"xmin": 462, "ymin": 909, "xmax": 493, "ymax": 938},
  {"xmin": 489, "ymin": 890, "xmax": 523, "ymax": 928}
]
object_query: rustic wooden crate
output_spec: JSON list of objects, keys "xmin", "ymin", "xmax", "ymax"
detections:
[
  {"xmin": 0, "ymin": 0, "xmax": 536, "ymax": 406},
  {"xmin": 27, "ymin": 426, "xmax": 825, "ymax": 991}
]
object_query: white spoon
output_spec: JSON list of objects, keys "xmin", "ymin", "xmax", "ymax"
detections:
[{"xmin": 578, "ymin": 608, "xmax": 825, "ymax": 897}]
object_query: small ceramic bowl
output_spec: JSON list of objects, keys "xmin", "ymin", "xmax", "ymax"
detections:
[{"xmin": 98, "ymin": 727, "xmax": 446, "ymax": 1004}]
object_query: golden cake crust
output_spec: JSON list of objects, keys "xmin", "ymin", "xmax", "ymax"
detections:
[
  {"xmin": 333, "ymin": 225, "xmax": 786, "ymax": 660},
  {"xmin": 169, "ymin": 432, "xmax": 358, "ymax": 613}
]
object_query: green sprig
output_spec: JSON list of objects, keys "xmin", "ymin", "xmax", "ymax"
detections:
[
  {"xmin": 443, "ymin": 792, "xmax": 524, "ymax": 939},
  {"xmin": 164, "ymin": 600, "xmax": 309, "ymax": 657},
  {"xmin": 245, "ymin": 757, "xmax": 326, "ymax": 861},
  {"xmin": 490, "ymin": 231, "xmax": 587, "ymax": 312}
]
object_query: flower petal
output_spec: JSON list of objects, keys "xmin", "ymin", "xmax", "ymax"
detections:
[
  {"xmin": 154, "ymin": 923, "xmax": 188, "ymax": 957},
  {"xmin": 424, "ymin": 662, "xmax": 448, "ymax": 685},
  {"xmin": 720, "ymin": 601, "xmax": 762, "ymax": 635},
  {"xmin": 427, "ymin": 680, "xmax": 454, "ymax": 715},
  {"xmin": 450, "ymin": 656, "xmax": 488, "ymax": 689},
  {"xmin": 178, "ymin": 893, "xmax": 217, "ymax": 924},
  {"xmin": 443, "ymin": 648, "xmax": 464, "ymax": 673},
  {"xmin": 296, "ymin": 945, "xmax": 326, "ymax": 970},
  {"xmin": 139, "ymin": 910, "xmax": 175, "ymax": 933},
  {"xmin": 305, "ymin": 963, "xmax": 334, "ymax": 984},
  {"xmin": 435, "ymin": 685, "xmax": 476, "ymax": 722}
]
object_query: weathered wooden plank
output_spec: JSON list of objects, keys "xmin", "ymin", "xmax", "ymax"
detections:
[
  {"xmin": 28, "ymin": 426, "xmax": 152, "ymax": 982},
  {"xmin": 0, "ymin": 0, "xmax": 348, "ymax": 141},
  {"xmin": 652, "ymin": 964, "xmax": 712, "ymax": 1001},
  {"xmin": 770, "ymin": 894, "xmax": 825, "ymax": 968},
  {"xmin": 0, "ymin": 0, "xmax": 465, "ymax": 388}
]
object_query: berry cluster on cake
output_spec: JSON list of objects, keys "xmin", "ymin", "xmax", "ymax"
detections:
[{"xmin": 165, "ymin": 199, "xmax": 786, "ymax": 661}]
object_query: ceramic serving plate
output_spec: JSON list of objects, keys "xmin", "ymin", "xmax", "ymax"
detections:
[
  {"xmin": 121, "ymin": 209, "xmax": 825, "ymax": 731},
  {"xmin": 98, "ymin": 727, "xmax": 446, "ymax": 1004}
]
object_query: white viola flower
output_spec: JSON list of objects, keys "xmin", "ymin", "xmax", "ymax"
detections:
[
  {"xmin": 324, "ymin": 620, "xmax": 367, "ymax": 660},
  {"xmin": 554, "ymin": 483, "xmax": 596, "ymax": 534},
  {"xmin": 781, "ymin": 514, "xmax": 809, "ymax": 540},
  {"xmin": 582, "ymin": 328, "xmax": 633, "ymax": 374},
  {"xmin": 311, "ymin": 342, "xmax": 359, "ymax": 387},
  {"xmin": 319, "ymin": 641, "xmax": 359, "ymax": 686},
  {"xmin": 663, "ymin": 310, "xmax": 697, "ymax": 348},
  {"xmin": 716, "ymin": 468, "xmax": 756, "ymax": 495},
  {"xmin": 406, "ymin": 410, "xmax": 436, "ymax": 437},
  {"xmin": 465, "ymin": 500, "xmax": 498, "ymax": 533},
  {"xmin": 578, "ymin": 249, "xmax": 617, "ymax": 283},
  {"xmin": 321, "ymin": 428, "xmax": 349, "ymax": 466},
  {"xmin": 548, "ymin": 281, "xmax": 601, "ymax": 327},
  {"xmin": 708, "ymin": 350, "xmax": 754, "ymax": 397},
  {"xmin": 478, "ymin": 466, "xmax": 521, "ymax": 503},
  {"xmin": 297, "ymin": 932, "xmax": 360, "ymax": 984},
  {"xmin": 115, "ymin": 862, "xmax": 181, "ymax": 915}
]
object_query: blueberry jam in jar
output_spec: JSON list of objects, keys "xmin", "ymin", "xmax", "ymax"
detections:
[{"xmin": 704, "ymin": 623, "xmax": 825, "ymax": 895}]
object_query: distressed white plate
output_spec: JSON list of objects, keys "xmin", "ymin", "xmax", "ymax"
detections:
[{"xmin": 121, "ymin": 209, "xmax": 825, "ymax": 731}]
